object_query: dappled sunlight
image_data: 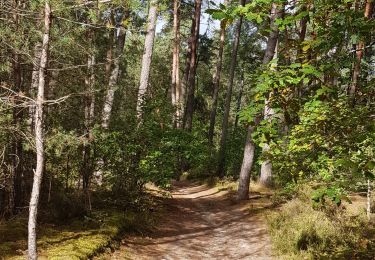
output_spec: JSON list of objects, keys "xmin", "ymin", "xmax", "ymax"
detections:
[{"xmin": 103, "ymin": 182, "xmax": 274, "ymax": 260}]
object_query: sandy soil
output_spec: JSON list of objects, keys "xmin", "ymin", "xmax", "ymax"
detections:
[{"xmin": 101, "ymin": 181, "xmax": 275, "ymax": 260}]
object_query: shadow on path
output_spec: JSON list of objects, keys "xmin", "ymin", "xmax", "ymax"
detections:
[{"xmin": 101, "ymin": 181, "xmax": 275, "ymax": 260}]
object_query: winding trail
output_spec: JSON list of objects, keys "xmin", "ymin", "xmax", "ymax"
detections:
[{"xmin": 103, "ymin": 181, "xmax": 274, "ymax": 259}]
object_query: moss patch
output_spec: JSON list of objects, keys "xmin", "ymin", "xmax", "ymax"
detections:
[{"xmin": 0, "ymin": 210, "xmax": 145, "ymax": 259}]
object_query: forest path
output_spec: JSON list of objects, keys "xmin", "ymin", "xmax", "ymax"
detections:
[{"xmin": 102, "ymin": 181, "xmax": 274, "ymax": 260}]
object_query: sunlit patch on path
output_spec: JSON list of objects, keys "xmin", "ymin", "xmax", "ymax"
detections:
[{"xmin": 101, "ymin": 181, "xmax": 274, "ymax": 260}]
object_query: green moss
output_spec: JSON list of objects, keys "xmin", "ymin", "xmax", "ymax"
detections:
[{"xmin": 0, "ymin": 210, "xmax": 143, "ymax": 259}]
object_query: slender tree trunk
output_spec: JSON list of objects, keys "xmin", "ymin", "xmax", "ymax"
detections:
[
  {"xmin": 217, "ymin": 0, "xmax": 245, "ymax": 176},
  {"xmin": 349, "ymin": 0, "xmax": 374, "ymax": 104},
  {"xmin": 259, "ymin": 2, "xmax": 283, "ymax": 186},
  {"xmin": 367, "ymin": 179, "xmax": 372, "ymax": 220},
  {"xmin": 182, "ymin": 10, "xmax": 196, "ymax": 111},
  {"xmin": 136, "ymin": 0, "xmax": 158, "ymax": 123},
  {"xmin": 101, "ymin": 27, "xmax": 126, "ymax": 129},
  {"xmin": 234, "ymin": 68, "xmax": 245, "ymax": 129},
  {"xmin": 237, "ymin": 2, "xmax": 282, "ymax": 198},
  {"xmin": 10, "ymin": 0, "xmax": 24, "ymax": 214},
  {"xmin": 12, "ymin": 52, "xmax": 23, "ymax": 214},
  {"xmin": 183, "ymin": 0, "xmax": 202, "ymax": 131},
  {"xmin": 28, "ymin": 2, "xmax": 50, "ymax": 259},
  {"xmin": 82, "ymin": 51, "xmax": 95, "ymax": 208},
  {"xmin": 171, "ymin": 0, "xmax": 182, "ymax": 127},
  {"xmin": 208, "ymin": 11, "xmax": 227, "ymax": 143}
]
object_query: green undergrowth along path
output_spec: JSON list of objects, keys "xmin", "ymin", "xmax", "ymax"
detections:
[
  {"xmin": 0, "ymin": 209, "xmax": 152, "ymax": 260},
  {"xmin": 267, "ymin": 185, "xmax": 375, "ymax": 259}
]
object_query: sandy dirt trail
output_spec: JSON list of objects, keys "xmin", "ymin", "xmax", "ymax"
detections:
[{"xmin": 103, "ymin": 181, "xmax": 275, "ymax": 260}]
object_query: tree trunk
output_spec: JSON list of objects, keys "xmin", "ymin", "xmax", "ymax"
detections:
[
  {"xmin": 237, "ymin": 2, "xmax": 282, "ymax": 198},
  {"xmin": 28, "ymin": 43, "xmax": 42, "ymax": 132},
  {"xmin": 348, "ymin": 0, "xmax": 374, "ymax": 104},
  {"xmin": 12, "ymin": 51, "xmax": 23, "ymax": 214},
  {"xmin": 181, "ymin": 9, "xmax": 196, "ymax": 113},
  {"xmin": 217, "ymin": 0, "xmax": 245, "ymax": 176},
  {"xmin": 105, "ymin": 32, "xmax": 114, "ymax": 81},
  {"xmin": 183, "ymin": 0, "xmax": 202, "ymax": 131},
  {"xmin": 234, "ymin": 68, "xmax": 244, "ymax": 129},
  {"xmin": 28, "ymin": 1, "xmax": 50, "ymax": 259},
  {"xmin": 367, "ymin": 179, "xmax": 372, "ymax": 220},
  {"xmin": 10, "ymin": 0, "xmax": 23, "ymax": 214},
  {"xmin": 98, "ymin": 13, "xmax": 127, "ymax": 185},
  {"xmin": 237, "ymin": 123, "xmax": 257, "ymax": 200},
  {"xmin": 208, "ymin": 11, "xmax": 227, "ymax": 143},
  {"xmin": 259, "ymin": 2, "xmax": 283, "ymax": 187},
  {"xmin": 82, "ymin": 51, "xmax": 95, "ymax": 208},
  {"xmin": 136, "ymin": 0, "xmax": 158, "ymax": 123},
  {"xmin": 171, "ymin": 0, "xmax": 182, "ymax": 127},
  {"xmin": 297, "ymin": 5, "xmax": 308, "ymax": 61},
  {"xmin": 101, "ymin": 26, "xmax": 126, "ymax": 129}
]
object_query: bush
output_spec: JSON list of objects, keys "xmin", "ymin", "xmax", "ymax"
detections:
[{"xmin": 44, "ymin": 192, "xmax": 87, "ymax": 224}]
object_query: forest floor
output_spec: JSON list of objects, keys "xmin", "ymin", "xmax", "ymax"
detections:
[{"xmin": 97, "ymin": 180, "xmax": 275, "ymax": 260}]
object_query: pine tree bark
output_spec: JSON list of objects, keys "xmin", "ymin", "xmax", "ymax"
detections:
[
  {"xmin": 217, "ymin": 0, "xmax": 245, "ymax": 176},
  {"xmin": 349, "ymin": 0, "xmax": 374, "ymax": 103},
  {"xmin": 171, "ymin": 0, "xmax": 182, "ymax": 127},
  {"xmin": 28, "ymin": 1, "xmax": 50, "ymax": 259},
  {"xmin": 136, "ymin": 0, "xmax": 158, "ymax": 123},
  {"xmin": 208, "ymin": 10, "xmax": 227, "ymax": 143},
  {"xmin": 259, "ymin": 2, "xmax": 283, "ymax": 186},
  {"xmin": 181, "ymin": 7, "xmax": 197, "ymax": 112},
  {"xmin": 183, "ymin": 0, "xmax": 202, "ymax": 131}
]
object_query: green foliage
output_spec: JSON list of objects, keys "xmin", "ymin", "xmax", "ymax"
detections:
[
  {"xmin": 269, "ymin": 97, "xmax": 375, "ymax": 196},
  {"xmin": 311, "ymin": 186, "xmax": 350, "ymax": 208}
]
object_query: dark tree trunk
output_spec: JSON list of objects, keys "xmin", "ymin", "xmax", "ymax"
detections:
[
  {"xmin": 183, "ymin": 0, "xmax": 202, "ymax": 131},
  {"xmin": 349, "ymin": 0, "xmax": 374, "ymax": 104}
]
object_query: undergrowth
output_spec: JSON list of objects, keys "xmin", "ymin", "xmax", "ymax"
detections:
[
  {"xmin": 0, "ymin": 195, "xmax": 158, "ymax": 259},
  {"xmin": 267, "ymin": 184, "xmax": 375, "ymax": 259}
]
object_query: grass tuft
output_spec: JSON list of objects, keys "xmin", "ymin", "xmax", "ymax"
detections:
[{"xmin": 267, "ymin": 197, "xmax": 375, "ymax": 259}]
